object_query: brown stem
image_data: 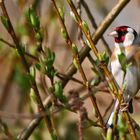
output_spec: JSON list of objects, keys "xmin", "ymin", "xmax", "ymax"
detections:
[
  {"xmin": 0, "ymin": 118, "xmax": 13, "ymax": 139},
  {"xmin": 77, "ymin": 111, "xmax": 84, "ymax": 140},
  {"xmin": 81, "ymin": 0, "xmax": 111, "ymax": 56},
  {"xmin": 0, "ymin": 38, "xmax": 38, "ymax": 61}
]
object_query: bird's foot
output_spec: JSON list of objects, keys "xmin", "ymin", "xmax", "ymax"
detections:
[{"xmin": 120, "ymin": 102, "xmax": 129, "ymax": 112}]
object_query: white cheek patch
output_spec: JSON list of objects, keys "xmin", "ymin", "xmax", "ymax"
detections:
[
  {"xmin": 123, "ymin": 33, "xmax": 134, "ymax": 46},
  {"xmin": 127, "ymin": 28, "xmax": 134, "ymax": 32}
]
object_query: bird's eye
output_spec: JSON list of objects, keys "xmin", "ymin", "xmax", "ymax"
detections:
[{"xmin": 121, "ymin": 31, "xmax": 127, "ymax": 35}]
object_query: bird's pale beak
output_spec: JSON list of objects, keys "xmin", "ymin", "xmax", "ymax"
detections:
[{"xmin": 109, "ymin": 31, "xmax": 118, "ymax": 37}]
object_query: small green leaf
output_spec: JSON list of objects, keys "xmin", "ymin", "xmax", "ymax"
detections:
[
  {"xmin": 95, "ymin": 58, "xmax": 100, "ymax": 66},
  {"xmin": 54, "ymin": 82, "xmax": 63, "ymax": 96},
  {"xmin": 30, "ymin": 88, "xmax": 37, "ymax": 104},
  {"xmin": 73, "ymin": 58, "xmax": 80, "ymax": 70},
  {"xmin": 99, "ymin": 51, "xmax": 109, "ymax": 64},
  {"xmin": 58, "ymin": 7, "xmax": 65, "ymax": 21},
  {"xmin": 90, "ymin": 77, "xmax": 100, "ymax": 86},
  {"xmin": 61, "ymin": 28, "xmax": 68, "ymax": 40},
  {"xmin": 30, "ymin": 66, "xmax": 36, "ymax": 80},
  {"xmin": 82, "ymin": 21, "xmax": 89, "ymax": 32},
  {"xmin": 46, "ymin": 48, "xmax": 55, "ymax": 67},
  {"xmin": 35, "ymin": 63, "xmax": 41, "ymax": 70},
  {"xmin": 54, "ymin": 82, "xmax": 67, "ymax": 103},
  {"xmin": 45, "ymin": 67, "xmax": 56, "ymax": 79},
  {"xmin": 35, "ymin": 31, "xmax": 43, "ymax": 42},
  {"xmin": 72, "ymin": 43, "xmax": 78, "ymax": 54},
  {"xmin": 28, "ymin": 7, "xmax": 40, "ymax": 30},
  {"xmin": 35, "ymin": 48, "xmax": 56, "ymax": 79},
  {"xmin": 1, "ymin": 16, "xmax": 10, "ymax": 31}
]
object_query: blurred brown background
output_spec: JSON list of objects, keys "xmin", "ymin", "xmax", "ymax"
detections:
[{"xmin": 0, "ymin": 0, "xmax": 140, "ymax": 140}]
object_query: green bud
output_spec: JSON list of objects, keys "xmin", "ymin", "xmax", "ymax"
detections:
[
  {"xmin": 61, "ymin": 28, "xmax": 68, "ymax": 40},
  {"xmin": 82, "ymin": 21, "xmax": 89, "ymax": 32},
  {"xmin": 30, "ymin": 88, "xmax": 37, "ymax": 104},
  {"xmin": 58, "ymin": 7, "xmax": 65, "ymax": 21},
  {"xmin": 98, "ymin": 51, "xmax": 109, "ymax": 64},
  {"xmin": 73, "ymin": 58, "xmax": 80, "ymax": 70},
  {"xmin": 54, "ymin": 82, "xmax": 67, "ymax": 103},
  {"xmin": 72, "ymin": 43, "xmax": 78, "ymax": 54},
  {"xmin": 90, "ymin": 77, "xmax": 100, "ymax": 86},
  {"xmin": 28, "ymin": 7, "xmax": 40, "ymax": 30},
  {"xmin": 35, "ymin": 31, "xmax": 43, "ymax": 42},
  {"xmin": 54, "ymin": 82, "xmax": 63, "ymax": 96},
  {"xmin": 35, "ymin": 63, "xmax": 41, "ymax": 70},
  {"xmin": 1, "ymin": 16, "xmax": 10, "ymax": 31},
  {"xmin": 46, "ymin": 48, "xmax": 55, "ymax": 67},
  {"xmin": 30, "ymin": 66, "xmax": 36, "ymax": 80}
]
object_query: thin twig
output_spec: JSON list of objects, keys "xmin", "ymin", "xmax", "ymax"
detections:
[
  {"xmin": 0, "ymin": 38, "xmax": 38, "ymax": 61},
  {"xmin": 103, "ymin": 99, "xmax": 114, "ymax": 118},
  {"xmin": 0, "ymin": 118, "xmax": 13, "ymax": 139},
  {"xmin": 81, "ymin": 0, "xmax": 111, "ymax": 56},
  {"xmin": 51, "ymin": 0, "xmax": 88, "ymax": 85}
]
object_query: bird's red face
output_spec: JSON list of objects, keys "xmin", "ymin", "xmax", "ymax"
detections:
[
  {"xmin": 109, "ymin": 26, "xmax": 137, "ymax": 46},
  {"xmin": 113, "ymin": 26, "xmax": 128, "ymax": 43}
]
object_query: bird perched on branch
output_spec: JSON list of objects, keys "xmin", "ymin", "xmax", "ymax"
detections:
[{"xmin": 107, "ymin": 26, "xmax": 140, "ymax": 126}]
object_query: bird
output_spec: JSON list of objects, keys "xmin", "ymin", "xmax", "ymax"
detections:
[{"xmin": 107, "ymin": 25, "xmax": 140, "ymax": 126}]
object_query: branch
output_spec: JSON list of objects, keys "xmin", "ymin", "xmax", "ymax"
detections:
[
  {"xmin": 0, "ymin": 38, "xmax": 38, "ymax": 61},
  {"xmin": 81, "ymin": 0, "xmax": 111, "ymax": 56}
]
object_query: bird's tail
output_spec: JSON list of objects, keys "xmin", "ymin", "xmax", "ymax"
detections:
[
  {"xmin": 107, "ymin": 98, "xmax": 133, "ymax": 127},
  {"xmin": 107, "ymin": 99, "xmax": 119, "ymax": 127}
]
